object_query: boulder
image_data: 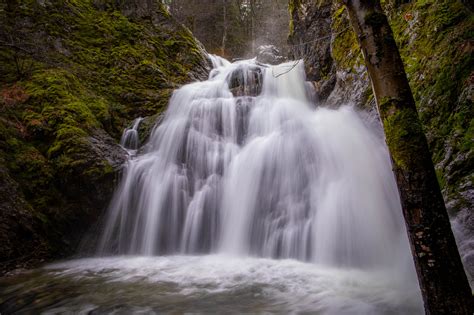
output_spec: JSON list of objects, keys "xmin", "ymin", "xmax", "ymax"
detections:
[
  {"xmin": 228, "ymin": 66, "xmax": 263, "ymax": 97},
  {"xmin": 256, "ymin": 45, "xmax": 286, "ymax": 65}
]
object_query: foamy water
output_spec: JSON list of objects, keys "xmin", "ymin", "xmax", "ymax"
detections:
[{"xmin": 0, "ymin": 256, "xmax": 423, "ymax": 314}]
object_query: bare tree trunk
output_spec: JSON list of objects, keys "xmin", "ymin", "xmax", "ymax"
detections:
[
  {"xmin": 342, "ymin": 1, "xmax": 473, "ymax": 314},
  {"xmin": 250, "ymin": 0, "xmax": 255, "ymax": 54},
  {"xmin": 222, "ymin": 0, "xmax": 227, "ymax": 56}
]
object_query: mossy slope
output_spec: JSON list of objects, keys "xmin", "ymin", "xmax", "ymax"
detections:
[
  {"xmin": 0, "ymin": 0, "xmax": 209, "ymax": 273},
  {"xmin": 385, "ymin": 1, "xmax": 473, "ymax": 212}
]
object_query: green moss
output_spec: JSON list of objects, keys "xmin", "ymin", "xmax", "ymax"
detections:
[
  {"xmin": 387, "ymin": 1, "xmax": 473, "ymax": 169},
  {"xmin": 381, "ymin": 98, "xmax": 425, "ymax": 170},
  {"xmin": 289, "ymin": 19, "xmax": 295, "ymax": 36},
  {"xmin": 461, "ymin": 119, "xmax": 474, "ymax": 152},
  {"xmin": 288, "ymin": 0, "xmax": 301, "ymax": 35},
  {"xmin": 22, "ymin": 69, "xmax": 106, "ymax": 143},
  {"xmin": 3, "ymin": 0, "xmax": 205, "ymax": 123},
  {"xmin": 331, "ymin": 5, "xmax": 364, "ymax": 70},
  {"xmin": 435, "ymin": 168, "xmax": 447, "ymax": 190},
  {"xmin": 47, "ymin": 125, "xmax": 88, "ymax": 157},
  {"xmin": 333, "ymin": 5, "xmax": 346, "ymax": 19},
  {"xmin": 3, "ymin": 138, "xmax": 59, "ymax": 212},
  {"xmin": 288, "ymin": 0, "xmax": 300, "ymax": 16},
  {"xmin": 1, "ymin": 0, "xmax": 207, "ymax": 167},
  {"xmin": 0, "ymin": 0, "xmax": 208, "ymax": 263}
]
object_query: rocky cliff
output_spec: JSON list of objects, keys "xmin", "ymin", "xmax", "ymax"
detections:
[
  {"xmin": 289, "ymin": 0, "xmax": 473, "ymax": 284},
  {"xmin": 0, "ymin": 0, "xmax": 210, "ymax": 274}
]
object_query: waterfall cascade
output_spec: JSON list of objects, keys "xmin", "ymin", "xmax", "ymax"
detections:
[
  {"xmin": 0, "ymin": 56, "xmax": 425, "ymax": 314},
  {"xmin": 120, "ymin": 117, "xmax": 143, "ymax": 151},
  {"xmin": 98, "ymin": 56, "xmax": 414, "ymax": 272}
]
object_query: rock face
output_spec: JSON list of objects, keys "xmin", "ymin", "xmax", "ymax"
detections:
[
  {"xmin": 0, "ymin": 0, "xmax": 210, "ymax": 274},
  {"xmin": 289, "ymin": 1, "xmax": 333, "ymax": 82},
  {"xmin": 227, "ymin": 66, "xmax": 263, "ymax": 97},
  {"xmin": 288, "ymin": 0, "xmax": 371, "ymax": 106},
  {"xmin": 0, "ymin": 159, "xmax": 45, "ymax": 274},
  {"xmin": 256, "ymin": 45, "xmax": 286, "ymax": 65},
  {"xmin": 289, "ymin": 0, "xmax": 473, "ymax": 284}
]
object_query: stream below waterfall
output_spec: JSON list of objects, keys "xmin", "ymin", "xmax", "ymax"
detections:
[
  {"xmin": 0, "ymin": 56, "xmax": 425, "ymax": 314},
  {"xmin": 0, "ymin": 256, "xmax": 423, "ymax": 314}
]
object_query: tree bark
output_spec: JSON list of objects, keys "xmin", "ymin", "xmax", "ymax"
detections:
[
  {"xmin": 222, "ymin": 0, "xmax": 227, "ymax": 56},
  {"xmin": 250, "ymin": 0, "xmax": 256, "ymax": 54},
  {"xmin": 342, "ymin": 1, "xmax": 473, "ymax": 314}
]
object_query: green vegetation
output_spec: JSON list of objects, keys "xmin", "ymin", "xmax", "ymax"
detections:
[
  {"xmin": 386, "ymin": 0, "xmax": 473, "ymax": 207},
  {"xmin": 0, "ymin": 0, "xmax": 208, "ymax": 269},
  {"xmin": 288, "ymin": 0, "xmax": 301, "ymax": 35},
  {"xmin": 331, "ymin": 5, "xmax": 364, "ymax": 70},
  {"xmin": 380, "ymin": 98, "xmax": 425, "ymax": 170}
]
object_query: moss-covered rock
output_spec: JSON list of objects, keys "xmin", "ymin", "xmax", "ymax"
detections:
[
  {"xmin": 386, "ymin": 2, "xmax": 473, "ymax": 211},
  {"xmin": 288, "ymin": 0, "xmax": 370, "ymax": 106},
  {"xmin": 289, "ymin": 0, "xmax": 473, "ymax": 210},
  {"xmin": 0, "ymin": 0, "xmax": 209, "ymax": 273}
]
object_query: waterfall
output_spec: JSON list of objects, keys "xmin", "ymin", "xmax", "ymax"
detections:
[
  {"xmin": 98, "ymin": 56, "xmax": 414, "ymax": 272},
  {"xmin": 120, "ymin": 117, "xmax": 143, "ymax": 151},
  {"xmin": 0, "ymin": 56, "xmax": 424, "ymax": 314}
]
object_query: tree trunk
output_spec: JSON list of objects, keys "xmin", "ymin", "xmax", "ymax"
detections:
[
  {"xmin": 222, "ymin": 0, "xmax": 227, "ymax": 56},
  {"xmin": 342, "ymin": 1, "xmax": 473, "ymax": 314},
  {"xmin": 250, "ymin": 0, "xmax": 256, "ymax": 54}
]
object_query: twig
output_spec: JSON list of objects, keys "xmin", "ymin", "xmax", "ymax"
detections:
[
  {"xmin": 271, "ymin": 59, "xmax": 301, "ymax": 78},
  {"xmin": 287, "ymin": 26, "xmax": 351, "ymax": 48}
]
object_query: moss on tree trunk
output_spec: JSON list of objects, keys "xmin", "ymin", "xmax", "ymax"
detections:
[{"xmin": 342, "ymin": 0, "xmax": 473, "ymax": 314}]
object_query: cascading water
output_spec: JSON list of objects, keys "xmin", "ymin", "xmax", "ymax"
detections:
[
  {"xmin": 120, "ymin": 117, "xmax": 143, "ymax": 151},
  {"xmin": 97, "ymin": 56, "xmax": 412, "ymax": 271},
  {"xmin": 0, "ymin": 56, "xmax": 425, "ymax": 314}
]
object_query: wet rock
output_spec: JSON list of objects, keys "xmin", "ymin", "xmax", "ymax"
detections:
[
  {"xmin": 228, "ymin": 66, "xmax": 263, "ymax": 97},
  {"xmin": 137, "ymin": 114, "xmax": 165, "ymax": 145},
  {"xmin": 88, "ymin": 129, "xmax": 128, "ymax": 170},
  {"xmin": 326, "ymin": 67, "xmax": 371, "ymax": 108},
  {"xmin": 256, "ymin": 45, "xmax": 286, "ymax": 65},
  {"xmin": 288, "ymin": 0, "xmax": 336, "ymax": 104},
  {"xmin": 0, "ymin": 158, "xmax": 47, "ymax": 275}
]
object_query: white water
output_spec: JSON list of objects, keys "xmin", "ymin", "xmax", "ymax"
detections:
[
  {"xmin": 0, "ymin": 255, "xmax": 423, "ymax": 314},
  {"xmin": 120, "ymin": 117, "xmax": 143, "ymax": 152},
  {"xmin": 93, "ymin": 56, "xmax": 423, "ymax": 312},
  {"xmin": 29, "ymin": 255, "xmax": 419, "ymax": 314}
]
